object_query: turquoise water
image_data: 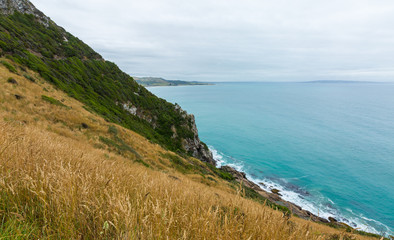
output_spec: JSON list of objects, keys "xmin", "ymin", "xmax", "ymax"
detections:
[{"xmin": 149, "ymin": 82, "xmax": 394, "ymax": 235}]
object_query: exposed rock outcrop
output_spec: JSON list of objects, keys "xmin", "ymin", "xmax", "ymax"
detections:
[
  {"xmin": 0, "ymin": 0, "xmax": 50, "ymax": 26},
  {"xmin": 121, "ymin": 101, "xmax": 214, "ymax": 165},
  {"xmin": 175, "ymin": 104, "xmax": 215, "ymax": 165},
  {"xmin": 121, "ymin": 102, "xmax": 158, "ymax": 128}
]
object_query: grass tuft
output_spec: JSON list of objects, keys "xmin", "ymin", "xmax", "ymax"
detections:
[
  {"xmin": 41, "ymin": 95, "xmax": 68, "ymax": 108},
  {"xmin": 1, "ymin": 61, "xmax": 17, "ymax": 74}
]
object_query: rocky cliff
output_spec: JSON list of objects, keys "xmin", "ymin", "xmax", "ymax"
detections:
[
  {"xmin": 0, "ymin": 0, "xmax": 49, "ymax": 25},
  {"xmin": 121, "ymin": 102, "xmax": 215, "ymax": 165},
  {"xmin": 174, "ymin": 104, "xmax": 215, "ymax": 165}
]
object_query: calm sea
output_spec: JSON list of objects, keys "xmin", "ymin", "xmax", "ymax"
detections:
[{"xmin": 149, "ymin": 82, "xmax": 394, "ymax": 235}]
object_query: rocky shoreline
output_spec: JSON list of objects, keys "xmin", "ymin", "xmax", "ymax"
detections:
[{"xmin": 219, "ymin": 165, "xmax": 347, "ymax": 226}]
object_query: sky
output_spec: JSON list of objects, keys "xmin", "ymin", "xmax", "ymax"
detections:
[{"xmin": 31, "ymin": 0, "xmax": 394, "ymax": 82}]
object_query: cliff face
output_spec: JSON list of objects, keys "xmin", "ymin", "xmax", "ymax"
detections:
[
  {"xmin": 174, "ymin": 105, "xmax": 215, "ymax": 165},
  {"xmin": 0, "ymin": 0, "xmax": 49, "ymax": 25},
  {"xmin": 122, "ymin": 102, "xmax": 215, "ymax": 165}
]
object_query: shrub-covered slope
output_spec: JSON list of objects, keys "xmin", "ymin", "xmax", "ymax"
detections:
[{"xmin": 0, "ymin": 0, "xmax": 213, "ymax": 163}]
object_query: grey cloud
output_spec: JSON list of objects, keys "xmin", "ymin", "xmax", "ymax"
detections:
[{"xmin": 31, "ymin": 0, "xmax": 394, "ymax": 81}]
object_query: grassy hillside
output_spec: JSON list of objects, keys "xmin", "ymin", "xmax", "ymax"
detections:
[
  {"xmin": 0, "ymin": 3, "xmax": 388, "ymax": 239},
  {"xmin": 0, "ymin": 11, "xmax": 205, "ymax": 156},
  {"xmin": 0, "ymin": 60, "xmax": 385, "ymax": 239}
]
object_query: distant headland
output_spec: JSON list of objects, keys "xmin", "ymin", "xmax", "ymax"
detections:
[{"xmin": 134, "ymin": 77, "xmax": 214, "ymax": 87}]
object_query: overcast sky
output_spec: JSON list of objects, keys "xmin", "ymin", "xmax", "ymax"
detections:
[{"xmin": 31, "ymin": 0, "xmax": 394, "ymax": 82}]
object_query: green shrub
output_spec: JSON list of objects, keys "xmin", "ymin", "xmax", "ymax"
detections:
[
  {"xmin": 108, "ymin": 125, "xmax": 118, "ymax": 136},
  {"xmin": 7, "ymin": 77, "xmax": 17, "ymax": 84},
  {"xmin": 160, "ymin": 153, "xmax": 196, "ymax": 174},
  {"xmin": 99, "ymin": 135, "xmax": 141, "ymax": 159},
  {"xmin": 41, "ymin": 95, "xmax": 68, "ymax": 108},
  {"xmin": 205, "ymin": 163, "xmax": 235, "ymax": 181},
  {"xmin": 1, "ymin": 61, "xmax": 17, "ymax": 73},
  {"xmin": 24, "ymin": 74, "xmax": 35, "ymax": 82}
]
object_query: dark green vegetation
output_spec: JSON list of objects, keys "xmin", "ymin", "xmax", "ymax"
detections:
[
  {"xmin": 99, "ymin": 125, "xmax": 142, "ymax": 160},
  {"xmin": 0, "ymin": 12, "xmax": 198, "ymax": 154},
  {"xmin": 134, "ymin": 77, "xmax": 213, "ymax": 87},
  {"xmin": 23, "ymin": 74, "xmax": 35, "ymax": 82},
  {"xmin": 1, "ymin": 60, "xmax": 17, "ymax": 73},
  {"xmin": 41, "ymin": 95, "xmax": 68, "ymax": 108},
  {"xmin": 321, "ymin": 222, "xmax": 390, "ymax": 240}
]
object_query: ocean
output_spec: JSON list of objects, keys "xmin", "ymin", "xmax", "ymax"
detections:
[{"xmin": 148, "ymin": 82, "xmax": 394, "ymax": 236}]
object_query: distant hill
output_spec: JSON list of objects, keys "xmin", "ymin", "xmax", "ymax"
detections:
[
  {"xmin": 135, "ymin": 77, "xmax": 213, "ymax": 86},
  {"xmin": 304, "ymin": 80, "xmax": 374, "ymax": 83}
]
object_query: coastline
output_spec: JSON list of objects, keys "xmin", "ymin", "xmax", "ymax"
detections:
[
  {"xmin": 218, "ymin": 164, "xmax": 333, "ymax": 224},
  {"xmin": 210, "ymin": 148, "xmax": 391, "ymax": 237},
  {"xmin": 145, "ymin": 83, "xmax": 214, "ymax": 88}
]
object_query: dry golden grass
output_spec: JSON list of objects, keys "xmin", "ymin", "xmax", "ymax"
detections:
[{"xmin": 0, "ymin": 62, "xmax": 382, "ymax": 239}]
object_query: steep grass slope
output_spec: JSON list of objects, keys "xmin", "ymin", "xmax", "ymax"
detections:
[
  {"xmin": 0, "ymin": 6, "xmax": 212, "ymax": 163},
  {"xmin": 0, "ymin": 61, "xmax": 384, "ymax": 239}
]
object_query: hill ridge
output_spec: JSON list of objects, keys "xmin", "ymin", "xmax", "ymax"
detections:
[{"xmin": 0, "ymin": 0, "xmax": 214, "ymax": 164}]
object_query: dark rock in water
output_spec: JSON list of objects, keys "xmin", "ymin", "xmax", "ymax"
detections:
[
  {"xmin": 328, "ymin": 217, "xmax": 338, "ymax": 222},
  {"xmin": 81, "ymin": 123, "xmax": 89, "ymax": 129},
  {"xmin": 7, "ymin": 78, "xmax": 18, "ymax": 85},
  {"xmin": 271, "ymin": 188, "xmax": 282, "ymax": 196},
  {"xmin": 258, "ymin": 182, "xmax": 266, "ymax": 187},
  {"xmin": 14, "ymin": 94, "xmax": 23, "ymax": 100}
]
